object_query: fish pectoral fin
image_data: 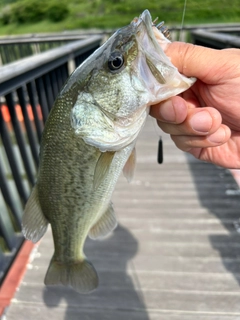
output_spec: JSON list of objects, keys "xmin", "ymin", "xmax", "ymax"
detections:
[
  {"xmin": 44, "ymin": 257, "xmax": 98, "ymax": 294},
  {"xmin": 123, "ymin": 147, "xmax": 136, "ymax": 183},
  {"xmin": 88, "ymin": 202, "xmax": 117, "ymax": 240},
  {"xmin": 22, "ymin": 186, "xmax": 48, "ymax": 243},
  {"xmin": 93, "ymin": 151, "xmax": 115, "ymax": 190}
]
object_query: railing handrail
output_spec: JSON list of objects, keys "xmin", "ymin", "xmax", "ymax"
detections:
[
  {"xmin": 0, "ymin": 31, "xmax": 112, "ymax": 44},
  {"xmin": 191, "ymin": 29, "xmax": 240, "ymax": 48},
  {"xmin": 0, "ymin": 34, "xmax": 104, "ymax": 45},
  {"xmin": 171, "ymin": 23, "xmax": 240, "ymax": 31},
  {"xmin": 0, "ymin": 35, "xmax": 103, "ymax": 95},
  {"xmin": 0, "ymin": 35, "xmax": 103, "ymax": 81}
]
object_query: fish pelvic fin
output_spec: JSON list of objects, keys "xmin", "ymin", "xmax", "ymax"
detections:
[
  {"xmin": 22, "ymin": 185, "xmax": 48, "ymax": 243},
  {"xmin": 44, "ymin": 257, "xmax": 98, "ymax": 294},
  {"xmin": 123, "ymin": 147, "xmax": 136, "ymax": 183},
  {"xmin": 93, "ymin": 151, "xmax": 115, "ymax": 190},
  {"xmin": 88, "ymin": 202, "xmax": 117, "ymax": 240}
]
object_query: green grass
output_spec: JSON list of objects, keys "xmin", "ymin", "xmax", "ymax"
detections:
[{"xmin": 0, "ymin": 0, "xmax": 240, "ymax": 35}]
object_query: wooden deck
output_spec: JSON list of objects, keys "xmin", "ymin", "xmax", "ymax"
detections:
[{"xmin": 3, "ymin": 118, "xmax": 240, "ymax": 320}]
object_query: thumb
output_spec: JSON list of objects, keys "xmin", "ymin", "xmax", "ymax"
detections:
[{"xmin": 163, "ymin": 42, "xmax": 222, "ymax": 83}]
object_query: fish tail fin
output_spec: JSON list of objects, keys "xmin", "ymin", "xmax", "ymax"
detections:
[
  {"xmin": 44, "ymin": 257, "xmax": 98, "ymax": 294},
  {"xmin": 22, "ymin": 185, "xmax": 48, "ymax": 243}
]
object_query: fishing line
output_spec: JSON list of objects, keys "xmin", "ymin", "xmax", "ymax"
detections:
[{"xmin": 179, "ymin": 0, "xmax": 188, "ymax": 41}]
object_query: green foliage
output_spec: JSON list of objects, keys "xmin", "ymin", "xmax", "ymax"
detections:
[
  {"xmin": 11, "ymin": 0, "xmax": 47, "ymax": 23},
  {"xmin": 0, "ymin": 5, "xmax": 12, "ymax": 25},
  {"xmin": 46, "ymin": 1, "xmax": 69, "ymax": 22},
  {"xmin": 0, "ymin": 0, "xmax": 240, "ymax": 34},
  {"xmin": 0, "ymin": 0, "xmax": 69, "ymax": 25}
]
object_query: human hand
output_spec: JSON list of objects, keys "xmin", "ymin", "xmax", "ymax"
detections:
[{"xmin": 150, "ymin": 41, "xmax": 240, "ymax": 169}]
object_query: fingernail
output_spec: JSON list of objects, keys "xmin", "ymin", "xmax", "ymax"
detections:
[
  {"xmin": 207, "ymin": 127, "xmax": 226, "ymax": 144},
  {"xmin": 190, "ymin": 111, "xmax": 212, "ymax": 133},
  {"xmin": 159, "ymin": 102, "xmax": 176, "ymax": 122}
]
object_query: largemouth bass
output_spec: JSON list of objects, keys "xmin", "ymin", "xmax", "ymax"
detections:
[{"xmin": 22, "ymin": 10, "xmax": 195, "ymax": 294}]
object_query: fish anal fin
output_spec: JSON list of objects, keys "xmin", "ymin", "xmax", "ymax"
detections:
[
  {"xmin": 44, "ymin": 257, "xmax": 98, "ymax": 294},
  {"xmin": 123, "ymin": 147, "xmax": 136, "ymax": 183},
  {"xmin": 22, "ymin": 186, "xmax": 48, "ymax": 243},
  {"xmin": 93, "ymin": 151, "xmax": 115, "ymax": 190},
  {"xmin": 88, "ymin": 203, "xmax": 117, "ymax": 240}
]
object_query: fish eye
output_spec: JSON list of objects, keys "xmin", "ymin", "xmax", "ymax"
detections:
[{"xmin": 108, "ymin": 52, "xmax": 124, "ymax": 72}]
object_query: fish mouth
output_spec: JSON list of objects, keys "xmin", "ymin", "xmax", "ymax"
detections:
[
  {"xmin": 130, "ymin": 10, "xmax": 169, "ymax": 96},
  {"xmin": 131, "ymin": 10, "xmax": 195, "ymax": 100},
  {"xmin": 131, "ymin": 10, "xmax": 160, "ymax": 51},
  {"xmin": 131, "ymin": 10, "xmax": 152, "ymax": 31}
]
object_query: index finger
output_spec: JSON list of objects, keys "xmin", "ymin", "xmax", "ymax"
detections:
[{"xmin": 159, "ymin": 41, "xmax": 224, "ymax": 84}]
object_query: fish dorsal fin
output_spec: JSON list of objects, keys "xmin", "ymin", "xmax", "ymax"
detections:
[
  {"xmin": 22, "ymin": 186, "xmax": 49, "ymax": 243},
  {"xmin": 93, "ymin": 151, "xmax": 115, "ymax": 190},
  {"xmin": 88, "ymin": 202, "xmax": 117, "ymax": 239},
  {"xmin": 123, "ymin": 147, "xmax": 136, "ymax": 183}
]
